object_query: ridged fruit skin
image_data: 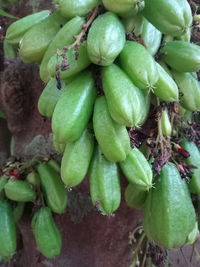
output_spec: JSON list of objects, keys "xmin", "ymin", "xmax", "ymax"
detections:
[
  {"xmin": 125, "ymin": 183, "xmax": 147, "ymax": 209},
  {"xmin": 40, "ymin": 16, "xmax": 85, "ymax": 82},
  {"xmin": 52, "ymin": 71, "xmax": 96, "ymax": 144},
  {"xmin": 38, "ymin": 78, "xmax": 65, "ymax": 118},
  {"xmin": 61, "ymin": 129, "xmax": 94, "ymax": 187},
  {"xmin": 0, "ymin": 200, "xmax": 16, "ymax": 259},
  {"xmin": 26, "ymin": 171, "xmax": 40, "ymax": 186},
  {"xmin": 102, "ymin": 0, "xmax": 145, "ymax": 17},
  {"xmin": 143, "ymin": 0, "xmax": 192, "ymax": 37},
  {"xmin": 52, "ymin": 134, "xmax": 66, "ymax": 154},
  {"xmin": 160, "ymin": 41, "xmax": 200, "ymax": 72},
  {"xmin": 48, "ymin": 41, "xmax": 91, "ymax": 80},
  {"xmin": 37, "ymin": 163, "xmax": 67, "ymax": 214},
  {"xmin": 144, "ymin": 163, "xmax": 196, "ymax": 249},
  {"xmin": 153, "ymin": 63, "xmax": 179, "ymax": 102},
  {"xmin": 141, "ymin": 18, "xmax": 162, "ymax": 56},
  {"xmin": 57, "ymin": 0, "xmax": 100, "ymax": 19},
  {"xmin": 160, "ymin": 109, "xmax": 172, "ymax": 137},
  {"xmin": 180, "ymin": 140, "xmax": 200, "ymax": 195},
  {"xmin": 89, "ymin": 145, "xmax": 121, "ymax": 215},
  {"xmin": 6, "ymin": 10, "xmax": 50, "ymax": 44},
  {"xmin": 0, "ymin": 175, "xmax": 9, "ymax": 191},
  {"xmin": 32, "ymin": 207, "xmax": 62, "ymax": 259},
  {"xmin": 4, "ymin": 179, "xmax": 36, "ymax": 202},
  {"xmin": 119, "ymin": 41, "xmax": 158, "ymax": 90},
  {"xmin": 102, "ymin": 64, "xmax": 146, "ymax": 127},
  {"xmin": 120, "ymin": 148, "xmax": 153, "ymax": 190},
  {"xmin": 93, "ymin": 96, "xmax": 131, "ymax": 162},
  {"xmin": 172, "ymin": 71, "xmax": 200, "ymax": 112},
  {"xmin": 19, "ymin": 11, "xmax": 68, "ymax": 63},
  {"xmin": 87, "ymin": 12, "xmax": 125, "ymax": 66},
  {"xmin": 48, "ymin": 159, "xmax": 61, "ymax": 174},
  {"xmin": 122, "ymin": 13, "xmax": 143, "ymax": 34}
]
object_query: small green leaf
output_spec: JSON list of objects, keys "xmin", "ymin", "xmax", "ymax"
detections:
[{"xmin": 0, "ymin": 8, "xmax": 17, "ymax": 19}]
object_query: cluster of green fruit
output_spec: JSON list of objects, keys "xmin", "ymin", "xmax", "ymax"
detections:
[{"xmin": 2, "ymin": 0, "xmax": 200, "ymax": 261}]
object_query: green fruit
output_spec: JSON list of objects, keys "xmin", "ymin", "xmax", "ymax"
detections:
[
  {"xmin": 47, "ymin": 41, "xmax": 91, "ymax": 80},
  {"xmin": 37, "ymin": 162, "xmax": 67, "ymax": 214},
  {"xmin": 4, "ymin": 179, "xmax": 36, "ymax": 202},
  {"xmin": 57, "ymin": 0, "xmax": 100, "ymax": 19},
  {"xmin": 119, "ymin": 41, "xmax": 158, "ymax": 90},
  {"xmin": 3, "ymin": 39, "xmax": 17, "ymax": 58},
  {"xmin": 143, "ymin": 0, "xmax": 192, "ymax": 37},
  {"xmin": 32, "ymin": 207, "xmax": 62, "ymax": 259},
  {"xmin": 144, "ymin": 163, "xmax": 196, "ymax": 249},
  {"xmin": 19, "ymin": 11, "xmax": 68, "ymax": 63},
  {"xmin": 26, "ymin": 171, "xmax": 40, "ymax": 186},
  {"xmin": 0, "ymin": 200, "xmax": 16, "ymax": 259},
  {"xmin": 172, "ymin": 71, "xmax": 200, "ymax": 112},
  {"xmin": 0, "ymin": 175, "xmax": 9, "ymax": 192},
  {"xmin": 141, "ymin": 18, "xmax": 162, "ymax": 56},
  {"xmin": 47, "ymin": 159, "xmax": 61, "ymax": 174},
  {"xmin": 180, "ymin": 140, "xmax": 200, "ymax": 195},
  {"xmin": 160, "ymin": 109, "xmax": 172, "ymax": 137},
  {"xmin": 186, "ymin": 222, "xmax": 199, "ymax": 245},
  {"xmin": 102, "ymin": 0, "xmax": 145, "ymax": 17},
  {"xmin": 137, "ymin": 90, "xmax": 151, "ymax": 126},
  {"xmin": 40, "ymin": 16, "xmax": 85, "ymax": 82},
  {"xmin": 6, "ymin": 10, "xmax": 50, "ymax": 44},
  {"xmin": 89, "ymin": 145, "xmax": 121, "ymax": 215},
  {"xmin": 52, "ymin": 71, "xmax": 96, "ymax": 143},
  {"xmin": 87, "ymin": 12, "xmax": 125, "ymax": 66},
  {"xmin": 125, "ymin": 183, "xmax": 147, "ymax": 209},
  {"xmin": 120, "ymin": 147, "xmax": 153, "ymax": 190},
  {"xmin": 153, "ymin": 63, "xmax": 179, "ymax": 102},
  {"xmin": 93, "ymin": 96, "xmax": 131, "ymax": 162},
  {"xmin": 102, "ymin": 63, "xmax": 146, "ymax": 127},
  {"xmin": 13, "ymin": 202, "xmax": 25, "ymax": 223},
  {"xmin": 160, "ymin": 41, "xmax": 200, "ymax": 72},
  {"xmin": 38, "ymin": 78, "xmax": 65, "ymax": 118},
  {"xmin": 52, "ymin": 134, "xmax": 66, "ymax": 154},
  {"xmin": 122, "ymin": 13, "xmax": 143, "ymax": 34},
  {"xmin": 61, "ymin": 129, "xmax": 94, "ymax": 187}
]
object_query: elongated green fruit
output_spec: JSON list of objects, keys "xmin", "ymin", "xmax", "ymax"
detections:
[
  {"xmin": 93, "ymin": 96, "xmax": 131, "ymax": 162},
  {"xmin": 4, "ymin": 179, "xmax": 36, "ymax": 202},
  {"xmin": 13, "ymin": 202, "xmax": 25, "ymax": 223},
  {"xmin": 0, "ymin": 200, "xmax": 16, "ymax": 259},
  {"xmin": 61, "ymin": 129, "xmax": 94, "ymax": 187},
  {"xmin": 52, "ymin": 134, "xmax": 66, "ymax": 154},
  {"xmin": 120, "ymin": 147, "xmax": 153, "ymax": 190},
  {"xmin": 47, "ymin": 41, "xmax": 91, "ymax": 80},
  {"xmin": 48, "ymin": 159, "xmax": 61, "ymax": 173},
  {"xmin": 172, "ymin": 71, "xmax": 200, "ymax": 112},
  {"xmin": 186, "ymin": 222, "xmax": 199, "ymax": 245},
  {"xmin": 102, "ymin": 64, "xmax": 146, "ymax": 127},
  {"xmin": 3, "ymin": 39, "xmax": 16, "ymax": 58},
  {"xmin": 136, "ymin": 90, "xmax": 151, "ymax": 126},
  {"xmin": 26, "ymin": 171, "xmax": 40, "ymax": 186},
  {"xmin": 57, "ymin": 0, "xmax": 99, "ymax": 19},
  {"xmin": 19, "ymin": 11, "xmax": 68, "ymax": 63},
  {"xmin": 40, "ymin": 16, "xmax": 85, "ymax": 82},
  {"xmin": 38, "ymin": 78, "xmax": 65, "ymax": 118},
  {"xmin": 160, "ymin": 109, "xmax": 172, "ymax": 137},
  {"xmin": 141, "ymin": 18, "xmax": 162, "ymax": 56},
  {"xmin": 37, "ymin": 163, "xmax": 67, "ymax": 214},
  {"xmin": 52, "ymin": 71, "xmax": 96, "ymax": 143},
  {"xmin": 89, "ymin": 145, "xmax": 121, "ymax": 215},
  {"xmin": 180, "ymin": 140, "xmax": 200, "ymax": 195},
  {"xmin": 153, "ymin": 63, "xmax": 179, "ymax": 102},
  {"xmin": 6, "ymin": 10, "xmax": 50, "ymax": 44},
  {"xmin": 160, "ymin": 41, "xmax": 200, "ymax": 72},
  {"xmin": 0, "ymin": 175, "xmax": 9, "ymax": 192},
  {"xmin": 102, "ymin": 0, "xmax": 144, "ymax": 17},
  {"xmin": 119, "ymin": 41, "xmax": 158, "ymax": 90},
  {"xmin": 125, "ymin": 183, "xmax": 147, "ymax": 209},
  {"xmin": 32, "ymin": 207, "xmax": 62, "ymax": 259},
  {"xmin": 87, "ymin": 12, "xmax": 125, "ymax": 66},
  {"xmin": 143, "ymin": 0, "xmax": 192, "ymax": 37},
  {"xmin": 144, "ymin": 163, "xmax": 196, "ymax": 249}
]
